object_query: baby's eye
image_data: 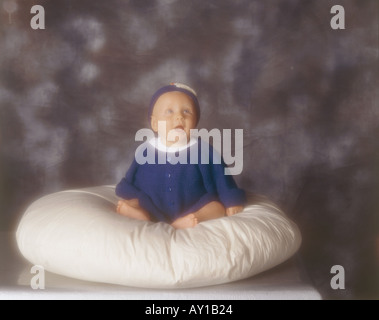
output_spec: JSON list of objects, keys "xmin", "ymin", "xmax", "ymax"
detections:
[
  {"xmin": 165, "ymin": 109, "xmax": 174, "ymax": 115},
  {"xmin": 183, "ymin": 109, "xmax": 192, "ymax": 114}
]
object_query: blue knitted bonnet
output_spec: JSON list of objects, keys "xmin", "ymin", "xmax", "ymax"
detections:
[{"xmin": 148, "ymin": 83, "xmax": 200, "ymax": 125}]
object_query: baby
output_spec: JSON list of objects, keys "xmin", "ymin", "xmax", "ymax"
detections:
[{"xmin": 115, "ymin": 83, "xmax": 246, "ymax": 229}]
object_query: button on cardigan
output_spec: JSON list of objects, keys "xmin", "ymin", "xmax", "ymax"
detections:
[{"xmin": 116, "ymin": 138, "xmax": 246, "ymax": 223}]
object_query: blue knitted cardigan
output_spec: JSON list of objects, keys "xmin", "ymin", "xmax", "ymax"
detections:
[{"xmin": 116, "ymin": 138, "xmax": 246, "ymax": 223}]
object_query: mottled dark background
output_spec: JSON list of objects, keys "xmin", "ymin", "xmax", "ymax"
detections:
[{"xmin": 0, "ymin": 0, "xmax": 378, "ymax": 299}]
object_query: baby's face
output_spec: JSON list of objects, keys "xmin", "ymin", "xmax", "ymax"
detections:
[{"xmin": 151, "ymin": 91, "xmax": 197, "ymax": 146}]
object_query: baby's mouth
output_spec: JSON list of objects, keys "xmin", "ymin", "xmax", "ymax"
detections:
[{"xmin": 174, "ymin": 125, "xmax": 185, "ymax": 131}]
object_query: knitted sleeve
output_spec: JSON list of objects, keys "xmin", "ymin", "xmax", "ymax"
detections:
[
  {"xmin": 115, "ymin": 160, "xmax": 142, "ymax": 199},
  {"xmin": 184, "ymin": 141, "xmax": 246, "ymax": 214},
  {"xmin": 208, "ymin": 145, "xmax": 246, "ymax": 208},
  {"xmin": 115, "ymin": 160, "xmax": 167, "ymax": 222},
  {"xmin": 211, "ymin": 160, "xmax": 246, "ymax": 208}
]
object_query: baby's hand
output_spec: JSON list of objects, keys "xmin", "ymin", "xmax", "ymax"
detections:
[{"xmin": 226, "ymin": 206, "xmax": 244, "ymax": 216}]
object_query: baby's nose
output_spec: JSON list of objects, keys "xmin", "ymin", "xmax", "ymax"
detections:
[{"xmin": 175, "ymin": 113, "xmax": 184, "ymax": 120}]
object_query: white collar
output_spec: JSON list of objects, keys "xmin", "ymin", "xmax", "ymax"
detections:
[{"xmin": 149, "ymin": 136, "xmax": 197, "ymax": 153}]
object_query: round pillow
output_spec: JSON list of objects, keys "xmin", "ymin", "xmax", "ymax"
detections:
[{"xmin": 16, "ymin": 186, "xmax": 301, "ymax": 289}]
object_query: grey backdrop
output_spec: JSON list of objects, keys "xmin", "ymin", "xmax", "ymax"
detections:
[{"xmin": 0, "ymin": 0, "xmax": 378, "ymax": 299}]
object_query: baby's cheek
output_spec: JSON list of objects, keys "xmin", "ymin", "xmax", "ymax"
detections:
[
  {"xmin": 158, "ymin": 123, "xmax": 170, "ymax": 136},
  {"xmin": 187, "ymin": 119, "xmax": 197, "ymax": 130}
]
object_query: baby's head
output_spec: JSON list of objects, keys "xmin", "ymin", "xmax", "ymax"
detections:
[{"xmin": 149, "ymin": 83, "xmax": 200, "ymax": 146}]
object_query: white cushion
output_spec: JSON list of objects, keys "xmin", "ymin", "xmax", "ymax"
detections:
[{"xmin": 16, "ymin": 186, "xmax": 301, "ymax": 289}]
